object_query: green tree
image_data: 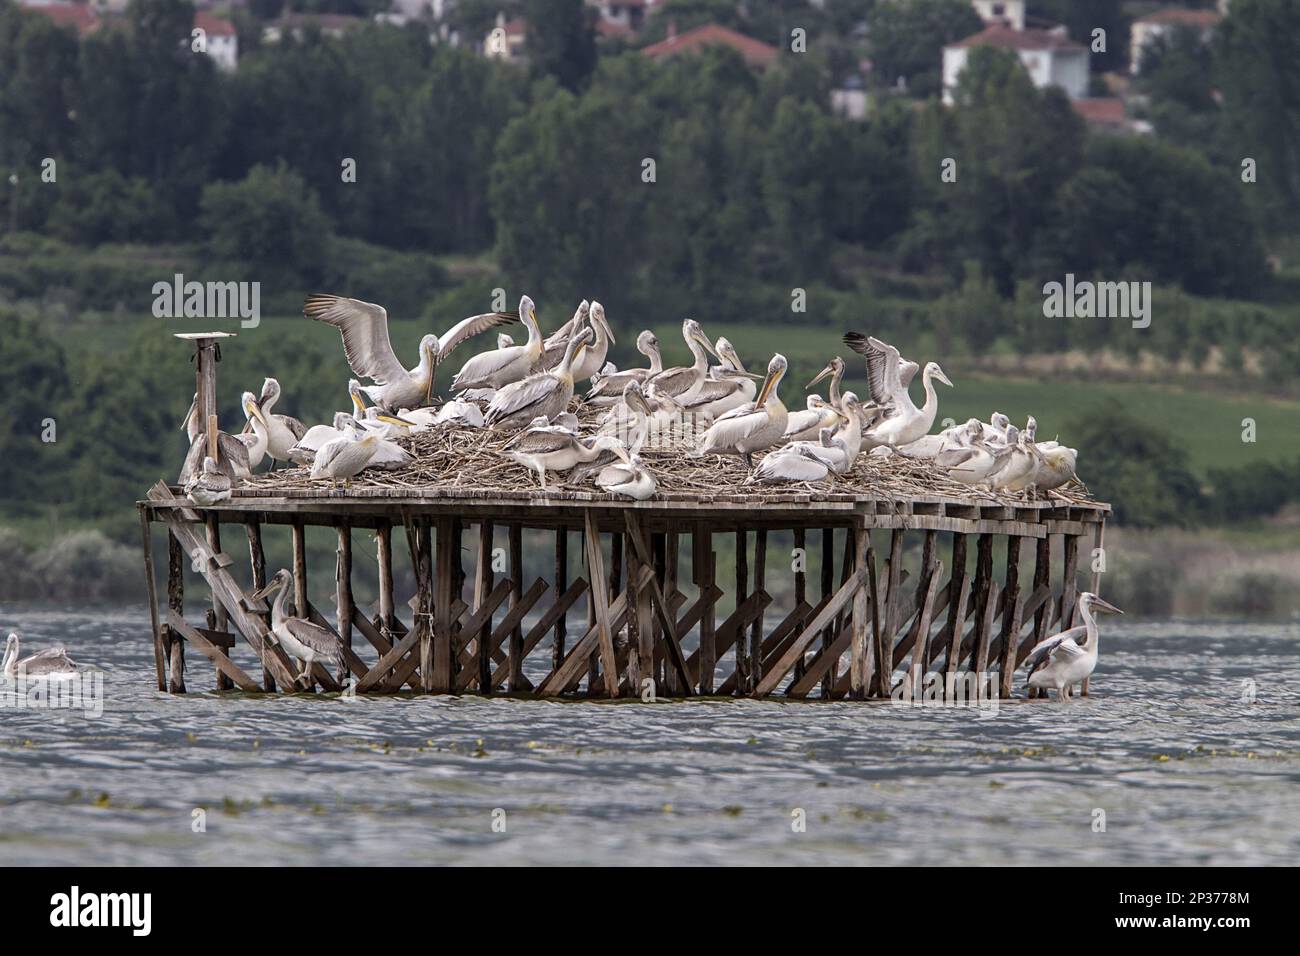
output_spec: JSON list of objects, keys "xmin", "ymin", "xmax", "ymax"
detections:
[
  {"xmin": 866, "ymin": 0, "xmax": 982, "ymax": 97},
  {"xmin": 524, "ymin": 0, "xmax": 596, "ymax": 91}
]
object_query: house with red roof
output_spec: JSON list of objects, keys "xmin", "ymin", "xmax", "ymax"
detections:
[
  {"xmin": 641, "ymin": 21, "xmax": 778, "ymax": 70},
  {"xmin": 21, "ymin": 1, "xmax": 101, "ymax": 37},
  {"xmin": 942, "ymin": 23, "xmax": 1089, "ymax": 103},
  {"xmin": 1129, "ymin": 6, "xmax": 1221, "ymax": 74},
  {"xmin": 195, "ymin": 11, "xmax": 238, "ymax": 72}
]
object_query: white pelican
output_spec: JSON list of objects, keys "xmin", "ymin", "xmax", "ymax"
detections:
[
  {"xmin": 253, "ymin": 378, "xmax": 308, "ymax": 462},
  {"xmin": 1031, "ymin": 443, "xmax": 1080, "ymax": 493},
  {"xmin": 252, "ymin": 569, "xmax": 344, "ymax": 687},
  {"xmin": 539, "ymin": 300, "xmax": 590, "ymax": 366},
  {"xmin": 288, "ymin": 412, "xmax": 350, "ymax": 465},
  {"xmin": 452, "ymin": 295, "xmax": 544, "ymax": 391},
  {"xmin": 697, "ymin": 354, "xmax": 790, "ymax": 467},
  {"xmin": 806, "ymin": 356, "xmax": 846, "ymax": 408},
  {"xmin": 237, "ymin": 391, "xmax": 268, "ymax": 469},
  {"xmin": 596, "ymin": 452, "xmax": 656, "ymax": 499},
  {"xmin": 497, "ymin": 333, "xmax": 515, "ymax": 349},
  {"xmin": 3, "ymin": 634, "xmax": 79, "ymax": 681},
  {"xmin": 1023, "ymin": 592, "xmax": 1123, "ymax": 701},
  {"xmin": 843, "ymin": 333, "xmax": 919, "ymax": 413},
  {"xmin": 937, "ymin": 436, "xmax": 1004, "ymax": 487},
  {"xmin": 645, "ymin": 319, "xmax": 718, "ymax": 404},
  {"xmin": 503, "ymin": 430, "xmax": 630, "ymax": 489},
  {"xmin": 750, "ymin": 427, "xmax": 849, "ymax": 484},
  {"xmin": 311, "ymin": 417, "xmax": 395, "ymax": 486},
  {"xmin": 485, "ymin": 328, "xmax": 591, "ymax": 430},
  {"xmin": 680, "ymin": 338, "xmax": 761, "ymax": 421},
  {"xmin": 186, "ymin": 456, "xmax": 234, "ymax": 506},
  {"xmin": 585, "ymin": 330, "xmax": 664, "ymax": 404},
  {"xmin": 179, "ymin": 396, "xmax": 251, "ymax": 484},
  {"xmin": 430, "ymin": 399, "xmax": 486, "ymax": 428},
  {"xmin": 984, "ymin": 411, "xmax": 1012, "ymax": 443},
  {"xmin": 570, "ymin": 301, "xmax": 615, "ymax": 382},
  {"xmin": 989, "ymin": 425, "xmax": 1043, "ymax": 493},
  {"xmin": 783, "ymin": 394, "xmax": 842, "ymax": 443},
  {"xmin": 893, "ymin": 417, "xmax": 982, "ymax": 460},
  {"xmin": 305, "ymin": 294, "xmax": 517, "ymax": 409},
  {"xmin": 861, "ymin": 360, "xmax": 953, "ymax": 452}
]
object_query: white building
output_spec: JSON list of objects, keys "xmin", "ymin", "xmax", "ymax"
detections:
[
  {"xmin": 970, "ymin": 0, "xmax": 1024, "ymax": 31},
  {"xmin": 1129, "ymin": 6, "xmax": 1221, "ymax": 74},
  {"xmin": 483, "ymin": 12, "xmax": 526, "ymax": 60},
  {"xmin": 943, "ymin": 24, "xmax": 1088, "ymax": 104},
  {"xmin": 195, "ymin": 12, "xmax": 238, "ymax": 72}
]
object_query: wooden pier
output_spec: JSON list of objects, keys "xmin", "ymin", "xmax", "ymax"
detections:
[{"xmin": 136, "ymin": 482, "xmax": 1108, "ymax": 699}]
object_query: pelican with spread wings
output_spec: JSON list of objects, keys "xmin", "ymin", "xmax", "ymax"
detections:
[{"xmin": 305, "ymin": 294, "xmax": 517, "ymax": 409}]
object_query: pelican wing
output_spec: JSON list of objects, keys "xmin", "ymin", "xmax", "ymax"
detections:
[
  {"xmin": 304, "ymin": 294, "xmax": 408, "ymax": 385},
  {"xmin": 19, "ymin": 647, "xmax": 77, "ymax": 675},
  {"xmin": 843, "ymin": 332, "xmax": 892, "ymax": 406},
  {"xmin": 275, "ymin": 414, "xmax": 309, "ymax": 440},
  {"xmin": 283, "ymin": 618, "xmax": 342, "ymax": 657},
  {"xmin": 437, "ymin": 310, "xmax": 519, "ymax": 359},
  {"xmin": 509, "ymin": 430, "xmax": 578, "ymax": 456},
  {"xmin": 487, "ymin": 373, "xmax": 560, "ymax": 421},
  {"xmin": 753, "ymin": 450, "xmax": 828, "ymax": 482},
  {"xmin": 699, "ymin": 404, "xmax": 766, "ymax": 453},
  {"xmin": 647, "ymin": 366, "xmax": 696, "ymax": 399},
  {"xmin": 453, "ymin": 345, "xmax": 526, "ymax": 390},
  {"xmin": 1024, "ymin": 627, "xmax": 1086, "ymax": 676},
  {"xmin": 683, "ymin": 376, "xmax": 742, "ymax": 408}
]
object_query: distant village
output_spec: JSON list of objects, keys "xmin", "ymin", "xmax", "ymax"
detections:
[{"xmin": 15, "ymin": 0, "xmax": 1231, "ymax": 134}]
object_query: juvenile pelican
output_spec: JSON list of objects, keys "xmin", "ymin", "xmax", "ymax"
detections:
[
  {"xmin": 179, "ymin": 429, "xmax": 250, "ymax": 485},
  {"xmin": 503, "ymin": 430, "xmax": 630, "ymax": 489},
  {"xmin": 1031, "ymin": 443, "xmax": 1080, "ymax": 493},
  {"xmin": 540, "ymin": 300, "xmax": 590, "ymax": 361},
  {"xmin": 185, "ymin": 457, "xmax": 234, "ymax": 506},
  {"xmin": 806, "ymin": 356, "xmax": 846, "ymax": 407},
  {"xmin": 989, "ymin": 425, "xmax": 1043, "ymax": 493},
  {"xmin": 252, "ymin": 570, "xmax": 344, "ymax": 687},
  {"xmin": 646, "ymin": 319, "xmax": 718, "ymax": 404},
  {"xmin": 237, "ymin": 391, "xmax": 269, "ymax": 469},
  {"xmin": 485, "ymin": 328, "xmax": 592, "ymax": 430},
  {"xmin": 585, "ymin": 330, "xmax": 664, "ymax": 404},
  {"xmin": 783, "ymin": 395, "xmax": 842, "ymax": 443},
  {"xmin": 697, "ymin": 354, "xmax": 790, "ymax": 467},
  {"xmin": 861, "ymin": 360, "xmax": 953, "ymax": 452},
  {"xmin": 843, "ymin": 333, "xmax": 920, "ymax": 407},
  {"xmin": 453, "ymin": 295, "xmax": 544, "ymax": 391},
  {"xmin": 596, "ymin": 452, "xmax": 657, "ymax": 499},
  {"xmin": 1023, "ymin": 592, "xmax": 1123, "ymax": 701},
  {"xmin": 288, "ymin": 412, "xmax": 351, "ymax": 465},
  {"xmin": 3, "ymin": 634, "xmax": 79, "ymax": 681},
  {"xmin": 750, "ymin": 428, "xmax": 848, "ymax": 484},
  {"xmin": 430, "ymin": 399, "xmax": 486, "ymax": 428},
  {"xmin": 680, "ymin": 338, "xmax": 761, "ymax": 420},
  {"xmin": 569, "ymin": 301, "xmax": 616, "ymax": 382},
  {"xmin": 311, "ymin": 417, "xmax": 392, "ymax": 486},
  {"xmin": 895, "ymin": 418, "xmax": 982, "ymax": 460},
  {"xmin": 305, "ymin": 294, "xmax": 517, "ymax": 408},
  {"xmin": 254, "ymin": 378, "xmax": 308, "ymax": 462},
  {"xmin": 937, "ymin": 436, "xmax": 1004, "ymax": 487}
]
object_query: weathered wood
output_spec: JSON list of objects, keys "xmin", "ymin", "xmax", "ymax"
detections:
[
  {"xmin": 1083, "ymin": 522, "xmax": 1105, "ymax": 696},
  {"xmin": 997, "ymin": 536, "xmax": 1023, "ymax": 698},
  {"xmin": 552, "ymin": 528, "xmax": 567, "ymax": 672},
  {"xmin": 475, "ymin": 520, "xmax": 495, "ymax": 695},
  {"xmin": 1056, "ymin": 534, "xmax": 1079, "ymax": 627},
  {"xmin": 538, "ymin": 565, "xmax": 653, "ymax": 696},
  {"xmin": 753, "ymin": 569, "xmax": 864, "ymax": 698},
  {"xmin": 1026, "ymin": 535, "xmax": 1053, "ymax": 698},
  {"xmin": 694, "ymin": 525, "xmax": 716, "ymax": 694},
  {"xmin": 735, "ymin": 528, "xmax": 749, "ymax": 693},
  {"xmin": 168, "ymin": 610, "xmax": 259, "ymax": 692},
  {"xmin": 376, "ymin": 521, "xmax": 395, "ymax": 640},
  {"xmin": 485, "ymin": 578, "xmax": 587, "ymax": 692},
  {"xmin": 583, "ymin": 510, "xmax": 621, "ymax": 697},
  {"xmin": 793, "ymin": 527, "xmax": 807, "ymax": 682},
  {"xmin": 622, "ymin": 515, "xmax": 695, "ymax": 694},
  {"xmin": 685, "ymin": 589, "xmax": 770, "ymax": 687},
  {"xmin": 973, "ymin": 580, "xmax": 1001, "ymax": 699},
  {"xmin": 906, "ymin": 559, "xmax": 945, "ymax": 696},
  {"xmin": 245, "ymin": 520, "xmax": 275, "ymax": 691},
  {"xmin": 431, "ymin": 519, "xmax": 452, "ymax": 693},
  {"xmin": 137, "ymin": 509, "xmax": 165, "ymax": 691},
  {"xmin": 848, "ymin": 521, "xmax": 870, "ymax": 699},
  {"xmin": 508, "ymin": 522, "xmax": 525, "ymax": 691},
  {"xmin": 819, "ymin": 527, "xmax": 835, "ymax": 697},
  {"xmin": 166, "ymin": 529, "xmax": 186, "ymax": 693},
  {"xmin": 334, "ymin": 521, "xmax": 353, "ymax": 686},
  {"xmin": 750, "ymin": 528, "xmax": 767, "ymax": 693}
]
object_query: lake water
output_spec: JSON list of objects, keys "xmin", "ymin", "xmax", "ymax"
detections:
[{"xmin": 1, "ymin": 609, "xmax": 1297, "ymax": 866}]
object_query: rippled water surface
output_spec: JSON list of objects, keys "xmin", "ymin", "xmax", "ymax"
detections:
[{"xmin": 1, "ymin": 609, "xmax": 1297, "ymax": 865}]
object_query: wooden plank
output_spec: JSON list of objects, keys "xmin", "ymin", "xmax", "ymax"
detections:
[
  {"xmin": 973, "ymin": 580, "xmax": 1001, "ymax": 699},
  {"xmin": 553, "ymin": 528, "xmax": 568, "ymax": 671},
  {"xmin": 735, "ymin": 528, "xmax": 749, "ymax": 693},
  {"xmin": 475, "ymin": 520, "xmax": 494, "ymax": 695},
  {"xmin": 454, "ymin": 578, "xmax": 546, "ymax": 692},
  {"xmin": 583, "ymin": 510, "xmax": 621, "ymax": 697},
  {"xmin": 717, "ymin": 599, "xmax": 810, "ymax": 696},
  {"xmin": 486, "ymin": 578, "xmax": 587, "ymax": 692},
  {"xmin": 904, "ymin": 560, "xmax": 945, "ymax": 698},
  {"xmin": 376, "ymin": 520, "xmax": 395, "ymax": 638},
  {"xmin": 137, "ymin": 508, "xmax": 166, "ymax": 691},
  {"xmin": 819, "ymin": 526, "xmax": 835, "ymax": 697},
  {"xmin": 166, "ymin": 528, "xmax": 186, "ymax": 693},
  {"xmin": 684, "ymin": 590, "xmax": 770, "ymax": 688},
  {"xmin": 753, "ymin": 570, "xmax": 864, "ymax": 697},
  {"xmin": 997, "ymin": 536, "xmax": 1024, "ymax": 698},
  {"xmin": 245, "ymin": 520, "xmax": 275, "ymax": 691},
  {"xmin": 793, "ymin": 527, "xmax": 807, "ymax": 682},
  {"xmin": 849, "ymin": 521, "xmax": 870, "ymax": 699},
  {"xmin": 623, "ymin": 512, "xmax": 694, "ymax": 694},
  {"xmin": 335, "ymin": 522, "xmax": 353, "ymax": 686},
  {"xmin": 432, "ymin": 518, "xmax": 452, "ymax": 693},
  {"xmin": 1084, "ymin": 521, "xmax": 1105, "ymax": 696},
  {"xmin": 694, "ymin": 524, "xmax": 716, "ymax": 694},
  {"xmin": 537, "ymin": 565, "xmax": 652, "ymax": 696},
  {"xmin": 750, "ymin": 529, "xmax": 767, "ymax": 693},
  {"xmin": 509, "ymin": 522, "xmax": 525, "ymax": 691}
]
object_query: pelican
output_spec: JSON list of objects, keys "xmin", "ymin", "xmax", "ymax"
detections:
[
  {"xmin": 697, "ymin": 354, "xmax": 790, "ymax": 467},
  {"xmin": 305, "ymin": 294, "xmax": 517, "ymax": 408},
  {"xmin": 253, "ymin": 378, "xmax": 308, "ymax": 462},
  {"xmin": 894, "ymin": 418, "xmax": 982, "ymax": 460},
  {"xmin": 288, "ymin": 412, "xmax": 351, "ymax": 465},
  {"xmin": 937, "ymin": 436, "xmax": 1005, "ymax": 487},
  {"xmin": 861, "ymin": 360, "xmax": 953, "ymax": 452},
  {"xmin": 539, "ymin": 300, "xmax": 590, "ymax": 366},
  {"xmin": 430, "ymin": 399, "xmax": 486, "ymax": 428},
  {"xmin": 783, "ymin": 395, "xmax": 842, "ymax": 443},
  {"xmin": 750, "ymin": 428, "xmax": 848, "ymax": 484},
  {"xmin": 236, "ymin": 391, "xmax": 268, "ymax": 469},
  {"xmin": 485, "ymin": 328, "xmax": 592, "ymax": 430},
  {"xmin": 586, "ymin": 330, "xmax": 664, "ymax": 404},
  {"xmin": 3, "ymin": 634, "xmax": 79, "ymax": 681},
  {"xmin": 503, "ymin": 430, "xmax": 630, "ymax": 489},
  {"xmin": 311, "ymin": 416, "xmax": 394, "ymax": 486},
  {"xmin": 680, "ymin": 338, "xmax": 761, "ymax": 421},
  {"xmin": 645, "ymin": 319, "xmax": 718, "ymax": 404},
  {"xmin": 596, "ymin": 452, "xmax": 656, "ymax": 500},
  {"xmin": 1023, "ymin": 592, "xmax": 1123, "ymax": 701},
  {"xmin": 569, "ymin": 301, "xmax": 616, "ymax": 382},
  {"xmin": 452, "ymin": 295, "xmax": 544, "ymax": 391},
  {"xmin": 989, "ymin": 424, "xmax": 1043, "ymax": 493},
  {"xmin": 497, "ymin": 333, "xmax": 515, "ymax": 349},
  {"xmin": 185, "ymin": 456, "xmax": 234, "ymax": 506},
  {"xmin": 577, "ymin": 382, "xmax": 651, "ymax": 481},
  {"xmin": 1031, "ymin": 443, "xmax": 1080, "ymax": 493},
  {"xmin": 984, "ymin": 412, "xmax": 1012, "ymax": 443},
  {"xmin": 252, "ymin": 570, "xmax": 345, "ymax": 687},
  {"xmin": 843, "ymin": 333, "xmax": 919, "ymax": 410},
  {"xmin": 343, "ymin": 380, "xmax": 420, "ymax": 440},
  {"xmin": 179, "ymin": 408, "xmax": 251, "ymax": 485},
  {"xmin": 806, "ymin": 356, "xmax": 846, "ymax": 407}
]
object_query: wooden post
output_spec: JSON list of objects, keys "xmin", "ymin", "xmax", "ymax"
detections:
[
  {"xmin": 658, "ymin": 531, "xmax": 674, "ymax": 694},
  {"xmin": 793, "ymin": 527, "xmax": 807, "ymax": 682},
  {"xmin": 552, "ymin": 528, "xmax": 567, "ymax": 672},
  {"xmin": 335, "ymin": 521, "xmax": 353, "ymax": 687},
  {"xmin": 694, "ymin": 524, "xmax": 716, "ymax": 694},
  {"xmin": 971, "ymin": 534, "xmax": 996, "ymax": 693},
  {"xmin": 476, "ymin": 520, "xmax": 495, "ymax": 694},
  {"xmin": 1083, "ymin": 521, "xmax": 1104, "ymax": 696},
  {"xmin": 878, "ymin": 530, "xmax": 903, "ymax": 695},
  {"xmin": 431, "ymin": 519, "xmax": 451, "ymax": 693},
  {"xmin": 735, "ymin": 529, "xmax": 749, "ymax": 693},
  {"xmin": 137, "ymin": 508, "xmax": 165, "ymax": 692},
  {"xmin": 245, "ymin": 519, "xmax": 274, "ymax": 691},
  {"xmin": 509, "ymin": 523, "xmax": 525, "ymax": 692},
  {"xmin": 1057, "ymin": 533, "xmax": 1079, "ymax": 628},
  {"xmin": 290, "ymin": 519, "xmax": 311, "ymax": 690},
  {"xmin": 166, "ymin": 531, "xmax": 186, "ymax": 694},
  {"xmin": 750, "ymin": 529, "xmax": 767, "ymax": 694},
  {"xmin": 942, "ymin": 534, "xmax": 971, "ymax": 698},
  {"xmin": 205, "ymin": 514, "xmax": 228, "ymax": 636},
  {"xmin": 583, "ymin": 510, "xmax": 620, "ymax": 697},
  {"xmin": 1027, "ymin": 535, "xmax": 1051, "ymax": 698},
  {"xmin": 819, "ymin": 527, "xmax": 835, "ymax": 697},
  {"xmin": 849, "ymin": 520, "xmax": 869, "ymax": 699},
  {"xmin": 997, "ymin": 535, "xmax": 1023, "ymax": 698}
]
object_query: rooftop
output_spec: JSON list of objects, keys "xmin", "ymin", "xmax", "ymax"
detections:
[
  {"xmin": 946, "ymin": 23, "xmax": 1086, "ymax": 53},
  {"xmin": 641, "ymin": 22, "xmax": 779, "ymax": 69}
]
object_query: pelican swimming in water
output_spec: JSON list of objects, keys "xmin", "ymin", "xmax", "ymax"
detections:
[
  {"xmin": 585, "ymin": 330, "xmax": 664, "ymax": 404},
  {"xmin": 1023, "ymin": 592, "xmax": 1123, "ymax": 701},
  {"xmin": 253, "ymin": 378, "xmax": 308, "ymax": 463},
  {"xmin": 697, "ymin": 353, "xmax": 790, "ymax": 467},
  {"xmin": 3, "ymin": 634, "xmax": 79, "ymax": 680},
  {"xmin": 679, "ymin": 337, "xmax": 761, "ymax": 421},
  {"xmin": 783, "ymin": 395, "xmax": 842, "ymax": 443},
  {"xmin": 646, "ymin": 319, "xmax": 719, "ymax": 405},
  {"xmin": 485, "ymin": 328, "xmax": 592, "ymax": 430},
  {"xmin": 252, "ymin": 570, "xmax": 345, "ymax": 687},
  {"xmin": 861, "ymin": 358, "xmax": 953, "ymax": 452},
  {"xmin": 185, "ymin": 456, "xmax": 234, "ymax": 506},
  {"xmin": 305, "ymin": 294, "xmax": 517, "ymax": 409},
  {"xmin": 452, "ymin": 295, "xmax": 545, "ymax": 392},
  {"xmin": 503, "ymin": 429, "xmax": 630, "ymax": 489}
]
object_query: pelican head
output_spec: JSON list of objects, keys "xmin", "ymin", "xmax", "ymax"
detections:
[
  {"xmin": 991, "ymin": 411, "xmax": 1010, "ymax": 432},
  {"xmin": 623, "ymin": 380, "xmax": 653, "ymax": 418},
  {"xmin": 806, "ymin": 355, "xmax": 844, "ymax": 390},
  {"xmin": 347, "ymin": 379, "xmax": 367, "ymax": 415},
  {"xmin": 1079, "ymin": 591, "xmax": 1124, "ymax": 616},
  {"xmin": 591, "ymin": 434, "xmax": 632, "ymax": 464},
  {"xmin": 682, "ymin": 319, "xmax": 719, "ymax": 359},
  {"xmin": 498, "ymin": 333, "xmax": 515, "ymax": 349},
  {"xmin": 559, "ymin": 327, "xmax": 595, "ymax": 378},
  {"xmin": 755, "ymin": 354, "xmax": 788, "ymax": 409},
  {"xmin": 926, "ymin": 362, "xmax": 953, "ymax": 388},
  {"xmin": 806, "ymin": 395, "xmax": 828, "ymax": 411},
  {"xmin": 337, "ymin": 413, "xmax": 363, "ymax": 435},
  {"xmin": 251, "ymin": 567, "xmax": 292, "ymax": 601},
  {"xmin": 1024, "ymin": 415, "xmax": 1038, "ymax": 442},
  {"xmin": 635, "ymin": 329, "xmax": 658, "ymax": 358},
  {"xmin": 715, "ymin": 338, "xmax": 760, "ymax": 377},
  {"xmin": 519, "ymin": 295, "xmax": 539, "ymax": 333},
  {"xmin": 242, "ymin": 390, "xmax": 267, "ymax": 427},
  {"xmin": 964, "ymin": 418, "xmax": 983, "ymax": 442},
  {"xmin": 590, "ymin": 301, "xmax": 614, "ymax": 345},
  {"xmin": 1004, "ymin": 425, "xmax": 1020, "ymax": 446},
  {"xmin": 2, "ymin": 633, "xmax": 16, "ymax": 672},
  {"xmin": 258, "ymin": 377, "xmax": 281, "ymax": 408}
]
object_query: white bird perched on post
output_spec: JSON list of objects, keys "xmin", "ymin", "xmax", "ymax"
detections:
[
  {"xmin": 252, "ymin": 569, "xmax": 345, "ymax": 688},
  {"xmin": 305, "ymin": 294, "xmax": 517, "ymax": 409},
  {"xmin": 1023, "ymin": 592, "xmax": 1123, "ymax": 701}
]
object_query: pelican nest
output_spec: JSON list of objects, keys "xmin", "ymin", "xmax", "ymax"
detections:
[{"xmin": 236, "ymin": 402, "xmax": 1096, "ymax": 509}]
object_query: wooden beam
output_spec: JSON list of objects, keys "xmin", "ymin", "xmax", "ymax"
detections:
[
  {"xmin": 583, "ymin": 510, "xmax": 620, "ymax": 697},
  {"xmin": 753, "ymin": 570, "xmax": 864, "ymax": 697},
  {"xmin": 537, "ymin": 566, "xmax": 652, "ymax": 696},
  {"xmin": 905, "ymin": 560, "xmax": 944, "ymax": 698},
  {"xmin": 750, "ymin": 529, "xmax": 767, "ymax": 693},
  {"xmin": 623, "ymin": 512, "xmax": 694, "ymax": 694},
  {"xmin": 245, "ymin": 520, "xmax": 275, "ymax": 691},
  {"xmin": 432, "ymin": 519, "xmax": 452, "ymax": 693},
  {"xmin": 793, "ymin": 527, "xmax": 807, "ymax": 682},
  {"xmin": 475, "ymin": 520, "xmax": 494, "ymax": 694},
  {"xmin": 849, "ymin": 521, "xmax": 869, "ymax": 699},
  {"xmin": 693, "ymin": 524, "xmax": 716, "ymax": 694},
  {"xmin": 486, "ymin": 578, "xmax": 587, "ymax": 692},
  {"xmin": 509, "ymin": 522, "xmax": 524, "ymax": 692},
  {"xmin": 997, "ymin": 536, "xmax": 1023, "ymax": 698},
  {"xmin": 137, "ymin": 508, "xmax": 165, "ymax": 692},
  {"xmin": 166, "ymin": 529, "xmax": 186, "ymax": 693},
  {"xmin": 735, "ymin": 528, "xmax": 749, "ymax": 693},
  {"xmin": 553, "ymin": 528, "xmax": 568, "ymax": 672}
]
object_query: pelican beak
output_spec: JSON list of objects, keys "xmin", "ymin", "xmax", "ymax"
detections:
[
  {"xmin": 598, "ymin": 310, "xmax": 615, "ymax": 345},
  {"xmin": 251, "ymin": 580, "xmax": 281, "ymax": 601},
  {"xmin": 350, "ymin": 389, "xmax": 366, "ymax": 415},
  {"xmin": 693, "ymin": 330, "xmax": 721, "ymax": 359},
  {"xmin": 377, "ymin": 414, "xmax": 417, "ymax": 427},
  {"xmin": 935, "ymin": 369, "xmax": 954, "ymax": 388},
  {"xmin": 807, "ymin": 363, "xmax": 834, "ymax": 389},
  {"xmin": 1092, "ymin": 596, "xmax": 1124, "ymax": 615},
  {"xmin": 755, "ymin": 371, "xmax": 777, "ymax": 409}
]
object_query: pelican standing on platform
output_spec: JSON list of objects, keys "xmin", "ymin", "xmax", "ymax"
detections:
[
  {"xmin": 185, "ymin": 456, "xmax": 234, "ymax": 505},
  {"xmin": 252, "ymin": 570, "xmax": 345, "ymax": 687},
  {"xmin": 306, "ymin": 294, "xmax": 517, "ymax": 408},
  {"xmin": 486, "ymin": 328, "xmax": 592, "ymax": 430},
  {"xmin": 1023, "ymin": 592, "xmax": 1122, "ymax": 701},
  {"xmin": 586, "ymin": 330, "xmax": 664, "ymax": 404},
  {"xmin": 3, "ymin": 634, "xmax": 79, "ymax": 680},
  {"xmin": 646, "ymin": 319, "xmax": 718, "ymax": 404},
  {"xmin": 452, "ymin": 296, "xmax": 545, "ymax": 391},
  {"xmin": 861, "ymin": 358, "xmax": 953, "ymax": 452},
  {"xmin": 783, "ymin": 395, "xmax": 842, "ymax": 443},
  {"xmin": 680, "ymin": 338, "xmax": 761, "ymax": 420},
  {"xmin": 697, "ymin": 353, "xmax": 790, "ymax": 467},
  {"xmin": 253, "ymin": 378, "xmax": 308, "ymax": 463},
  {"xmin": 503, "ymin": 429, "xmax": 630, "ymax": 489}
]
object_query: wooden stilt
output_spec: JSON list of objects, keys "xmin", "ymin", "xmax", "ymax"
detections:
[
  {"xmin": 431, "ymin": 519, "xmax": 451, "ymax": 693},
  {"xmin": 750, "ymin": 529, "xmax": 767, "ymax": 694},
  {"xmin": 245, "ymin": 520, "xmax": 275, "ymax": 691},
  {"xmin": 793, "ymin": 527, "xmax": 807, "ymax": 682},
  {"xmin": 941, "ymin": 534, "xmax": 971, "ymax": 699},
  {"xmin": 908, "ymin": 559, "xmax": 944, "ymax": 698},
  {"xmin": 137, "ymin": 508, "xmax": 165, "ymax": 692},
  {"xmin": 997, "ymin": 535, "xmax": 1023, "ymax": 698},
  {"xmin": 970, "ymin": 534, "xmax": 995, "ymax": 691},
  {"xmin": 819, "ymin": 527, "xmax": 834, "ymax": 697},
  {"xmin": 509, "ymin": 523, "xmax": 525, "ymax": 692},
  {"xmin": 475, "ymin": 520, "xmax": 494, "ymax": 694},
  {"xmin": 166, "ymin": 530, "xmax": 186, "ymax": 694},
  {"xmin": 1083, "ymin": 522, "xmax": 1104, "ymax": 696},
  {"xmin": 849, "ymin": 521, "xmax": 869, "ymax": 699},
  {"xmin": 553, "ymin": 528, "xmax": 567, "ymax": 672},
  {"xmin": 335, "ymin": 521, "xmax": 353, "ymax": 687},
  {"xmin": 694, "ymin": 525, "xmax": 716, "ymax": 694},
  {"xmin": 583, "ymin": 510, "xmax": 620, "ymax": 697},
  {"xmin": 735, "ymin": 528, "xmax": 749, "ymax": 693}
]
